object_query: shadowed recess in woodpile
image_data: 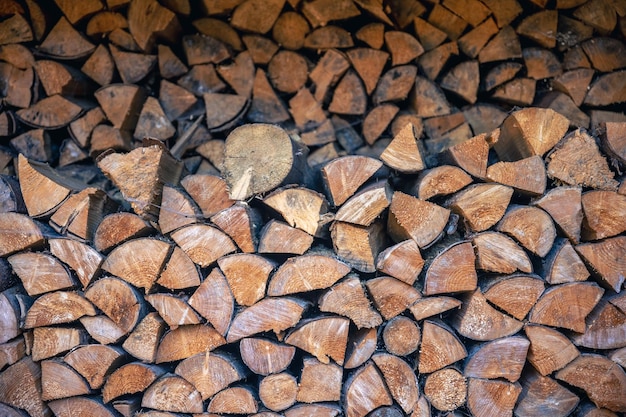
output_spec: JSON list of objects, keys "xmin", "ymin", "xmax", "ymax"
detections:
[{"xmin": 0, "ymin": 0, "xmax": 626, "ymax": 416}]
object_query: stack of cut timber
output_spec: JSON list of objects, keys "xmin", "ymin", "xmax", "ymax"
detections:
[
  {"xmin": 0, "ymin": 0, "xmax": 625, "ymax": 416},
  {"xmin": 1, "ymin": 109, "xmax": 626, "ymax": 417}
]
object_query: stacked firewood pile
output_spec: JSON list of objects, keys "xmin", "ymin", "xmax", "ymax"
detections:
[{"xmin": 1, "ymin": 0, "xmax": 626, "ymax": 416}]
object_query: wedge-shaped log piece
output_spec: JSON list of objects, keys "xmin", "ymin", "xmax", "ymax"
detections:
[
  {"xmin": 49, "ymin": 187, "xmax": 110, "ymax": 241},
  {"xmin": 0, "ymin": 358, "xmax": 49, "ymax": 417},
  {"xmin": 424, "ymin": 241, "xmax": 477, "ymax": 295},
  {"xmin": 0, "ymin": 212, "xmax": 44, "ymax": 256},
  {"xmin": 218, "ymin": 253, "xmax": 274, "ymax": 306},
  {"xmin": 487, "ymin": 156, "xmax": 546, "ymax": 195},
  {"xmin": 319, "ymin": 275, "xmax": 382, "ymax": 329},
  {"xmin": 529, "ymin": 282, "xmax": 604, "ymax": 333},
  {"xmin": 419, "ymin": 320, "xmax": 467, "ymax": 374},
  {"xmin": 159, "ymin": 79, "xmax": 196, "ymax": 121},
  {"xmin": 101, "ymin": 237, "xmax": 170, "ymax": 292},
  {"xmin": 181, "ymin": 174, "xmax": 234, "ymax": 218},
  {"xmin": 478, "ymin": 25, "xmax": 521, "ymax": 63},
  {"xmin": 18, "ymin": 154, "xmax": 75, "ymax": 217},
  {"xmin": 410, "ymin": 165, "xmax": 472, "ymax": 201},
  {"xmin": 344, "ymin": 327, "xmax": 377, "ymax": 370},
  {"xmin": 141, "ymin": 374, "xmax": 203, "ymax": 413},
  {"xmin": 581, "ymin": 191, "xmax": 626, "ymax": 240},
  {"xmin": 376, "ymin": 239, "xmax": 424, "ymax": 285},
  {"xmin": 134, "ymin": 97, "xmax": 174, "ymax": 140},
  {"xmin": 157, "ymin": 246, "xmax": 200, "ymax": 290},
  {"xmin": 517, "ymin": 9, "xmax": 557, "ymax": 48},
  {"xmin": 85, "ymin": 276, "xmax": 144, "ymax": 334},
  {"xmin": 441, "ymin": 60, "xmax": 480, "ymax": 104},
  {"xmin": 156, "ymin": 324, "xmax": 226, "ymax": 363},
  {"xmin": 102, "ymin": 362, "xmax": 165, "ymax": 403},
  {"xmin": 208, "ymin": 386, "xmax": 258, "ymax": 414},
  {"xmin": 542, "ymin": 238, "xmax": 590, "ymax": 284},
  {"xmin": 515, "ymin": 368, "xmax": 579, "ymax": 417},
  {"xmin": 556, "ymin": 354, "xmax": 626, "ymax": 412},
  {"xmin": 335, "ymin": 181, "xmax": 392, "ymax": 226},
  {"xmin": 204, "ymin": 93, "xmax": 249, "ymax": 132},
  {"xmin": 329, "ymin": 70, "xmax": 367, "ymax": 116},
  {"xmin": 268, "ymin": 254, "xmax": 350, "ymax": 296},
  {"xmin": 240, "ymin": 337, "xmax": 295, "ymax": 376},
  {"xmin": 362, "ymin": 104, "xmax": 399, "ymax": 146},
  {"xmin": 347, "ymin": 48, "xmax": 389, "ymax": 95},
  {"xmin": 94, "ymin": 84, "xmax": 146, "ymax": 131},
  {"xmin": 601, "ymin": 121, "xmax": 626, "ymax": 164},
  {"xmin": 453, "ymin": 289, "xmax": 523, "ymax": 341},
  {"xmin": 145, "ymin": 293, "xmax": 199, "ymax": 329},
  {"xmin": 409, "ymin": 296, "xmax": 462, "ymax": 321},
  {"xmin": 533, "ymin": 186, "xmax": 582, "ymax": 243},
  {"xmin": 495, "ymin": 108, "xmax": 569, "ymax": 161},
  {"xmin": 322, "ymin": 155, "xmax": 383, "ymax": 207},
  {"xmin": 373, "ymin": 65, "xmax": 417, "ymax": 105},
  {"xmin": 447, "ymin": 184, "xmax": 513, "ymax": 232},
  {"xmin": 32, "ymin": 327, "xmax": 87, "ymax": 362},
  {"xmin": 157, "ymin": 44, "xmax": 187, "ymax": 79},
  {"xmin": 9, "ymin": 252, "xmax": 75, "ymax": 296},
  {"xmin": 48, "ymin": 397, "xmax": 118, "ymax": 417},
  {"xmin": 388, "ymin": 191, "xmax": 450, "ymax": 248},
  {"xmin": 24, "ymin": 291, "xmax": 95, "ymax": 329},
  {"xmin": 98, "ymin": 144, "xmax": 182, "ymax": 220},
  {"xmin": 263, "ymin": 187, "xmax": 328, "ymax": 237},
  {"xmin": 227, "ymin": 297, "xmax": 308, "ymax": 342},
  {"xmin": 441, "ymin": 133, "xmax": 489, "ymax": 179},
  {"xmin": 171, "ymin": 224, "xmax": 236, "ymax": 268},
  {"xmin": 188, "ymin": 268, "xmax": 233, "ymax": 336},
  {"xmin": 473, "ymin": 232, "xmax": 533, "ymax": 274},
  {"xmin": 176, "ymin": 351, "xmax": 246, "ymax": 400},
  {"xmin": 127, "ymin": 0, "xmax": 180, "ymax": 51},
  {"xmin": 483, "ymin": 275, "xmax": 544, "ymax": 320},
  {"xmin": 249, "ymin": 68, "xmax": 290, "ymax": 123},
  {"xmin": 467, "ymin": 378, "xmax": 521, "ymax": 417},
  {"xmin": 380, "ymin": 122, "xmax": 426, "ymax": 173},
  {"xmin": 496, "ymin": 205, "xmax": 556, "ymax": 257},
  {"xmin": 285, "ymin": 316, "xmax": 349, "ymax": 364},
  {"xmin": 121, "ymin": 312, "xmax": 164, "ymax": 363},
  {"xmin": 64, "ymin": 345, "xmax": 126, "ymax": 389},
  {"xmin": 343, "ymin": 361, "xmax": 393, "ymax": 417},
  {"xmin": 259, "ymin": 372, "xmax": 298, "ymax": 411},
  {"xmin": 331, "ymin": 221, "xmax": 386, "ymax": 273},
  {"xmin": 297, "ymin": 357, "xmax": 342, "ymax": 403},
  {"xmin": 464, "ymin": 336, "xmax": 530, "ymax": 382},
  {"xmin": 576, "ymin": 236, "xmax": 626, "ymax": 292},
  {"xmin": 525, "ymin": 323, "xmax": 579, "ymax": 376},
  {"xmin": 217, "ymin": 51, "xmax": 254, "ymax": 97},
  {"xmin": 41, "ymin": 359, "xmax": 91, "ymax": 401},
  {"xmin": 571, "ymin": 299, "xmax": 626, "ymax": 349},
  {"xmin": 79, "ymin": 315, "xmax": 125, "ymax": 345},
  {"xmin": 94, "ymin": 212, "xmax": 153, "ymax": 253},
  {"xmin": 0, "ymin": 336, "xmax": 26, "ymax": 369},
  {"xmin": 39, "ymin": 17, "xmax": 95, "ymax": 59},
  {"xmin": 49, "ymin": 239, "xmax": 103, "ymax": 289},
  {"xmin": 212, "ymin": 202, "xmax": 262, "ymax": 253},
  {"xmin": 547, "ymin": 129, "xmax": 619, "ymax": 191},
  {"xmin": 584, "ymin": 70, "xmax": 626, "ymax": 107},
  {"xmin": 110, "ymin": 45, "xmax": 157, "ymax": 85},
  {"xmin": 366, "ymin": 276, "xmax": 421, "ymax": 320},
  {"xmin": 0, "ymin": 14, "xmax": 33, "ymax": 45},
  {"xmin": 423, "ymin": 367, "xmax": 467, "ymax": 412},
  {"xmin": 372, "ymin": 353, "xmax": 419, "ymax": 414}
]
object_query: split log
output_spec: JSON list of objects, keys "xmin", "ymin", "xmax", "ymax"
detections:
[
  {"xmin": 423, "ymin": 241, "xmax": 477, "ymax": 295},
  {"xmin": 318, "ymin": 274, "xmax": 382, "ymax": 329},
  {"xmin": 418, "ymin": 320, "xmax": 467, "ymax": 374},
  {"xmin": 297, "ymin": 357, "xmax": 342, "ymax": 403},
  {"xmin": 240, "ymin": 337, "xmax": 295, "ymax": 376},
  {"xmin": 515, "ymin": 368, "xmax": 579, "ymax": 417},
  {"xmin": 446, "ymin": 184, "xmax": 513, "ymax": 232}
]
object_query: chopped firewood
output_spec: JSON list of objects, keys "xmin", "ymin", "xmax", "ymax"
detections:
[
  {"xmin": 354, "ymin": 21, "xmax": 384, "ymax": 48},
  {"xmin": 157, "ymin": 185, "xmax": 197, "ymax": 234},
  {"xmin": 388, "ymin": 191, "xmax": 450, "ymax": 248},
  {"xmin": 556, "ymin": 354, "xmax": 626, "ymax": 412},
  {"xmin": 542, "ymin": 238, "xmax": 590, "ymax": 285},
  {"xmin": 41, "ymin": 359, "xmax": 91, "ymax": 401},
  {"xmin": 372, "ymin": 353, "xmax": 419, "ymax": 413},
  {"xmin": 171, "ymin": 223, "xmax": 236, "ymax": 267},
  {"xmin": 58, "ymin": 139, "xmax": 88, "ymax": 167},
  {"xmin": 381, "ymin": 316, "xmax": 420, "ymax": 356},
  {"xmin": 328, "ymin": 70, "xmax": 367, "ymax": 115},
  {"xmin": 211, "ymin": 202, "xmax": 261, "ymax": 253},
  {"xmin": 410, "ymin": 165, "xmax": 472, "ymax": 200},
  {"xmin": 133, "ymin": 96, "xmax": 175, "ymax": 141},
  {"xmin": 529, "ymin": 282, "xmax": 604, "ymax": 333},
  {"xmin": 48, "ymin": 396, "xmax": 119, "ymax": 417},
  {"xmin": 267, "ymin": 50, "xmax": 308, "ymax": 94},
  {"xmin": 467, "ymin": 378, "xmax": 521, "ymax": 417},
  {"xmin": 362, "ymin": 104, "xmax": 398, "ymax": 145},
  {"xmin": 546, "ymin": 129, "xmax": 619, "ymax": 191},
  {"xmin": 8, "ymin": 252, "xmax": 74, "ymax": 296},
  {"xmin": 304, "ymin": 26, "xmax": 354, "ymax": 49},
  {"xmin": 533, "ymin": 186, "xmax": 583, "ymax": 243},
  {"xmin": 423, "ymin": 241, "xmax": 477, "ymax": 295},
  {"xmin": 517, "ymin": 9, "xmax": 557, "ymax": 48},
  {"xmin": 17, "ymin": 95, "xmax": 83, "ymax": 129},
  {"xmin": 263, "ymin": 186, "xmax": 328, "ymax": 237},
  {"xmin": 343, "ymin": 361, "xmax": 393, "ymax": 417},
  {"xmin": 441, "ymin": 60, "xmax": 479, "ymax": 104},
  {"xmin": 295, "ymin": 357, "xmax": 342, "ymax": 403},
  {"xmin": 102, "ymin": 362, "xmax": 165, "ymax": 402},
  {"xmin": 446, "ymin": 184, "xmax": 513, "ymax": 232},
  {"xmin": 64, "ymin": 344, "xmax": 126, "ymax": 389},
  {"xmin": 473, "ymin": 231, "xmax": 532, "ymax": 274},
  {"xmin": 492, "ymin": 78, "xmax": 536, "ymax": 106},
  {"xmin": 272, "ymin": 11, "xmax": 309, "ymax": 50},
  {"xmin": 365, "ymin": 276, "xmax": 421, "ymax": 320},
  {"xmin": 230, "ymin": 0, "xmax": 283, "ymax": 34},
  {"xmin": 155, "ymin": 324, "xmax": 226, "ymax": 363},
  {"xmin": 346, "ymin": 48, "xmax": 389, "ymax": 96},
  {"xmin": 121, "ymin": 312, "xmax": 164, "ymax": 362},
  {"xmin": 50, "ymin": 187, "xmax": 110, "ymax": 240},
  {"xmin": 571, "ymin": 299, "xmax": 626, "ymax": 349},
  {"xmin": 182, "ymin": 34, "xmax": 230, "ymax": 66},
  {"xmin": 577, "ymin": 236, "xmax": 626, "ymax": 292},
  {"xmin": 376, "ymin": 239, "xmax": 424, "ymax": 285},
  {"xmin": 39, "ymin": 17, "xmax": 95, "ymax": 59},
  {"xmin": 0, "ymin": 13, "xmax": 33, "ymax": 45},
  {"xmin": 268, "ymin": 254, "xmax": 350, "ymax": 296},
  {"xmin": 486, "ymin": 155, "xmax": 546, "ymax": 195},
  {"xmin": 423, "ymin": 367, "xmax": 466, "ymax": 412},
  {"xmin": 0, "ymin": 336, "xmax": 26, "ymax": 369},
  {"xmin": 91, "ymin": 124, "xmax": 132, "ymax": 155},
  {"xmin": 258, "ymin": 219, "xmax": 314, "ymax": 255},
  {"xmin": 410, "ymin": 76, "xmax": 451, "ymax": 119},
  {"xmin": 409, "ymin": 295, "xmax": 462, "ymax": 321},
  {"xmin": 35, "ymin": 60, "xmax": 91, "ymax": 97},
  {"xmin": 581, "ymin": 38, "xmax": 626, "ymax": 72},
  {"xmin": 458, "ymin": 18, "xmax": 498, "ymax": 58},
  {"xmin": 285, "ymin": 316, "xmax": 349, "ymax": 364},
  {"xmin": 334, "ymin": 181, "xmax": 391, "ymax": 226},
  {"xmin": 373, "ymin": 65, "xmax": 418, "ymax": 105},
  {"xmin": 525, "ymin": 323, "xmax": 580, "ymax": 376},
  {"xmin": 259, "ymin": 372, "xmax": 298, "ymax": 411},
  {"xmin": 441, "ymin": 133, "xmax": 489, "ymax": 179},
  {"xmin": 157, "ymin": 44, "xmax": 187, "ymax": 79},
  {"xmin": 93, "ymin": 212, "xmax": 152, "ymax": 253},
  {"xmin": 127, "ymin": 0, "xmax": 180, "ymax": 51},
  {"xmin": 484, "ymin": 62, "xmax": 523, "ymax": 91},
  {"xmin": 240, "ymin": 337, "xmax": 295, "ymax": 376},
  {"xmin": 478, "ymin": 26, "xmax": 521, "ymax": 63},
  {"xmin": 483, "ymin": 274, "xmax": 545, "ymax": 320},
  {"xmin": 0, "ymin": 62, "xmax": 33, "ymax": 109},
  {"xmin": 175, "ymin": 351, "xmax": 246, "ymax": 401},
  {"xmin": 24, "ymin": 290, "xmax": 95, "ymax": 328},
  {"xmin": 321, "ymin": 155, "xmax": 383, "ymax": 207},
  {"xmin": 584, "ymin": 70, "xmax": 626, "ymax": 106},
  {"xmin": 380, "ymin": 123, "xmax": 425, "ymax": 173},
  {"xmin": 180, "ymin": 174, "xmax": 233, "ymax": 218},
  {"xmin": 187, "ymin": 268, "xmax": 233, "ymax": 336},
  {"xmin": 464, "ymin": 336, "xmax": 529, "ymax": 382},
  {"xmin": 94, "ymin": 83, "xmax": 146, "ymax": 131},
  {"xmin": 226, "ymin": 297, "xmax": 309, "ymax": 342},
  {"xmin": 332, "ymin": 210, "xmax": 384, "ymax": 267},
  {"xmin": 601, "ymin": 121, "xmax": 626, "ymax": 164},
  {"xmin": 418, "ymin": 320, "xmax": 467, "ymax": 373},
  {"xmin": 428, "ymin": 4, "xmax": 467, "ymax": 40},
  {"xmin": 32, "ymin": 326, "xmax": 86, "ymax": 361},
  {"xmin": 193, "ymin": 17, "xmax": 242, "ymax": 50},
  {"xmin": 344, "ymin": 327, "xmax": 377, "ymax": 370},
  {"xmin": 218, "ymin": 253, "xmax": 273, "ymax": 306},
  {"xmin": 523, "ymin": 47, "xmax": 562, "ymax": 80},
  {"xmin": 581, "ymin": 190, "xmax": 626, "ymax": 240},
  {"xmin": 79, "ymin": 315, "xmax": 125, "ymax": 344},
  {"xmin": 17, "ymin": 155, "xmax": 72, "ymax": 217},
  {"xmin": 384, "ymin": 31, "xmax": 423, "ymax": 66},
  {"xmin": 573, "ymin": 0, "xmax": 618, "ymax": 35},
  {"xmin": 319, "ymin": 274, "xmax": 383, "ymax": 329},
  {"xmin": 145, "ymin": 293, "xmax": 200, "ymax": 329},
  {"xmin": 496, "ymin": 205, "xmax": 556, "ymax": 257},
  {"xmin": 141, "ymin": 374, "xmax": 203, "ymax": 413},
  {"xmin": 159, "ymin": 79, "xmax": 197, "ymax": 120},
  {"xmin": 81, "ymin": 43, "xmax": 114, "ymax": 85},
  {"xmin": 515, "ymin": 368, "xmax": 579, "ymax": 417},
  {"xmin": 208, "ymin": 386, "xmax": 258, "ymax": 414},
  {"xmin": 0, "ymin": 358, "xmax": 48, "ymax": 417}
]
